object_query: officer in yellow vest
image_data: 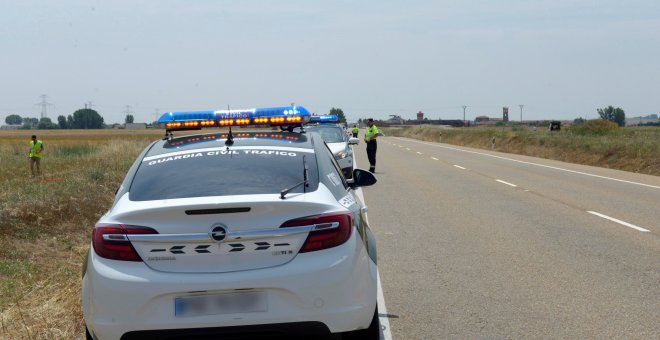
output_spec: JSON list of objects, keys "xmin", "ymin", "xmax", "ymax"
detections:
[
  {"xmin": 351, "ymin": 125, "xmax": 359, "ymax": 138},
  {"xmin": 29, "ymin": 135, "xmax": 44, "ymax": 177},
  {"xmin": 364, "ymin": 118, "xmax": 382, "ymax": 172}
]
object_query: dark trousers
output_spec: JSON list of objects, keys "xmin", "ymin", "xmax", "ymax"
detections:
[
  {"xmin": 366, "ymin": 141, "xmax": 377, "ymax": 170},
  {"xmin": 352, "ymin": 133, "xmax": 358, "ymax": 138}
]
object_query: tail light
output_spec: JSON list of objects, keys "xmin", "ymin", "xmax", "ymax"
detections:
[
  {"xmin": 281, "ymin": 212, "xmax": 353, "ymax": 253},
  {"xmin": 92, "ymin": 224, "xmax": 158, "ymax": 261}
]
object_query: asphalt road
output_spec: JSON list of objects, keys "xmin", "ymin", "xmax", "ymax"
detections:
[{"xmin": 356, "ymin": 136, "xmax": 660, "ymax": 339}]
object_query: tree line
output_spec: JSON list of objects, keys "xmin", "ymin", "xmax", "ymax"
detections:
[{"xmin": 4, "ymin": 108, "xmax": 105, "ymax": 129}]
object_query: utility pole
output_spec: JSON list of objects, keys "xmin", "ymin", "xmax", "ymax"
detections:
[
  {"xmin": 519, "ymin": 104, "xmax": 525, "ymax": 122},
  {"xmin": 462, "ymin": 105, "xmax": 468, "ymax": 126},
  {"xmin": 36, "ymin": 94, "xmax": 52, "ymax": 119},
  {"xmin": 153, "ymin": 108, "xmax": 160, "ymax": 124}
]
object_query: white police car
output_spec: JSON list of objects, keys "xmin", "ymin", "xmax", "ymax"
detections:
[
  {"xmin": 304, "ymin": 115, "xmax": 359, "ymax": 179},
  {"xmin": 82, "ymin": 106, "xmax": 379, "ymax": 340}
]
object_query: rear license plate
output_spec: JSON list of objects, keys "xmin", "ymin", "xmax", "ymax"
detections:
[{"xmin": 175, "ymin": 291, "xmax": 267, "ymax": 317}]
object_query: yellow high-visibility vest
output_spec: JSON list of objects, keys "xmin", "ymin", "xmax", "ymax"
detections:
[
  {"xmin": 29, "ymin": 140, "xmax": 43, "ymax": 158},
  {"xmin": 352, "ymin": 127, "xmax": 359, "ymax": 134},
  {"xmin": 365, "ymin": 125, "xmax": 379, "ymax": 142}
]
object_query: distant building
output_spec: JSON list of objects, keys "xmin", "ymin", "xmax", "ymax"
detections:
[
  {"xmin": 626, "ymin": 115, "xmax": 659, "ymax": 126},
  {"xmin": 387, "ymin": 115, "xmax": 404, "ymax": 125},
  {"xmin": 416, "ymin": 111, "xmax": 424, "ymax": 121},
  {"xmin": 0, "ymin": 124, "xmax": 21, "ymax": 130},
  {"xmin": 474, "ymin": 116, "xmax": 504, "ymax": 125},
  {"xmin": 124, "ymin": 123, "xmax": 147, "ymax": 129}
]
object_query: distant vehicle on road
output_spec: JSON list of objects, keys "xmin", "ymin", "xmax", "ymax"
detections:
[{"xmin": 304, "ymin": 116, "xmax": 359, "ymax": 178}]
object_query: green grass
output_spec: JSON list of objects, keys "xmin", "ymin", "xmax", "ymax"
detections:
[{"xmin": 0, "ymin": 259, "xmax": 40, "ymax": 306}]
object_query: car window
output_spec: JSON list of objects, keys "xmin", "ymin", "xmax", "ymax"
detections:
[
  {"xmin": 129, "ymin": 147, "xmax": 319, "ymax": 201},
  {"xmin": 306, "ymin": 126, "xmax": 345, "ymax": 143},
  {"xmin": 315, "ymin": 140, "xmax": 349, "ymax": 200}
]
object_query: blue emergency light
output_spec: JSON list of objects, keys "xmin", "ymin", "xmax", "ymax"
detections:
[
  {"xmin": 158, "ymin": 106, "xmax": 311, "ymax": 131},
  {"xmin": 309, "ymin": 114, "xmax": 338, "ymax": 123}
]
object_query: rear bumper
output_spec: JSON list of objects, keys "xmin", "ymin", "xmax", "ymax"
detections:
[
  {"xmin": 120, "ymin": 321, "xmax": 330, "ymax": 340},
  {"xmin": 83, "ymin": 234, "xmax": 377, "ymax": 340}
]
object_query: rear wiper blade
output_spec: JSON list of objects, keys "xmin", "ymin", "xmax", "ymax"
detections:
[{"xmin": 280, "ymin": 155, "xmax": 309, "ymax": 199}]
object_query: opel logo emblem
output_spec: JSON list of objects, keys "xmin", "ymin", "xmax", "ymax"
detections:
[{"xmin": 209, "ymin": 224, "xmax": 228, "ymax": 242}]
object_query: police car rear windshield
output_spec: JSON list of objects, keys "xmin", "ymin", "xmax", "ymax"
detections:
[{"xmin": 129, "ymin": 146, "xmax": 320, "ymax": 201}]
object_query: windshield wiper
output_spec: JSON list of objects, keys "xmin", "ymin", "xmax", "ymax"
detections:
[{"xmin": 280, "ymin": 155, "xmax": 309, "ymax": 199}]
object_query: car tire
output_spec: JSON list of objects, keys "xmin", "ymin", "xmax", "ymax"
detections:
[{"xmin": 341, "ymin": 307, "xmax": 379, "ymax": 340}]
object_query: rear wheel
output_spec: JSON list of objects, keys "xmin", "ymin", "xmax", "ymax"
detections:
[{"xmin": 341, "ymin": 308, "xmax": 379, "ymax": 340}]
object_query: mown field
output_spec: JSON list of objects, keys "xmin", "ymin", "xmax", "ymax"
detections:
[{"xmin": 1, "ymin": 124, "xmax": 658, "ymax": 339}]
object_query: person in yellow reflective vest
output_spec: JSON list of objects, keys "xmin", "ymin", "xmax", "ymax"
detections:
[
  {"xmin": 351, "ymin": 125, "xmax": 359, "ymax": 138},
  {"xmin": 28, "ymin": 135, "xmax": 44, "ymax": 177},
  {"xmin": 364, "ymin": 118, "xmax": 382, "ymax": 172}
]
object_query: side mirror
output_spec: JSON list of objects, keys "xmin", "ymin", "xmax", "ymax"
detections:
[
  {"xmin": 347, "ymin": 168, "xmax": 377, "ymax": 188},
  {"xmin": 348, "ymin": 137, "xmax": 359, "ymax": 145}
]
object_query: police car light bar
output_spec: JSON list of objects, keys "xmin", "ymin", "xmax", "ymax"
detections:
[
  {"xmin": 309, "ymin": 114, "xmax": 338, "ymax": 123},
  {"xmin": 158, "ymin": 106, "xmax": 311, "ymax": 131}
]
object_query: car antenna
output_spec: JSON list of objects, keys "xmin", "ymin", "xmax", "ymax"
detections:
[{"xmin": 225, "ymin": 104, "xmax": 234, "ymax": 146}]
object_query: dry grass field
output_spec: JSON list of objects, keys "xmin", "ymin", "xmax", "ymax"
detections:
[
  {"xmin": 0, "ymin": 125, "xmax": 657, "ymax": 339},
  {"xmin": 383, "ymin": 122, "xmax": 660, "ymax": 176},
  {"xmin": 0, "ymin": 129, "xmax": 165, "ymax": 339}
]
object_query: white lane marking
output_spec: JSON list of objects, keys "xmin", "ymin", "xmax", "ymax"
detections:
[
  {"xmin": 587, "ymin": 211, "xmax": 650, "ymax": 232},
  {"xmin": 395, "ymin": 138, "xmax": 660, "ymax": 190},
  {"xmin": 353, "ymin": 158, "xmax": 394, "ymax": 340},
  {"xmin": 496, "ymin": 179, "xmax": 518, "ymax": 187},
  {"xmin": 453, "ymin": 164, "xmax": 466, "ymax": 170},
  {"xmin": 377, "ymin": 273, "xmax": 393, "ymax": 340},
  {"xmin": 431, "ymin": 157, "xmax": 439, "ymax": 161},
  {"xmin": 416, "ymin": 152, "xmax": 422, "ymax": 155}
]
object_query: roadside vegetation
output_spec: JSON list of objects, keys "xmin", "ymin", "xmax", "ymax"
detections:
[
  {"xmin": 0, "ymin": 129, "xmax": 164, "ymax": 339},
  {"xmin": 383, "ymin": 120, "xmax": 660, "ymax": 176}
]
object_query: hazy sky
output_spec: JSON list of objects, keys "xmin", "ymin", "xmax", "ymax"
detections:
[{"xmin": 1, "ymin": 0, "xmax": 659, "ymax": 124}]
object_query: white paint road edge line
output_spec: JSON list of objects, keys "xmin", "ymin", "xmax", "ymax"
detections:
[
  {"xmin": 587, "ymin": 211, "xmax": 651, "ymax": 232},
  {"xmin": 496, "ymin": 179, "xmax": 518, "ymax": 187},
  {"xmin": 377, "ymin": 272, "xmax": 393, "ymax": 340},
  {"xmin": 453, "ymin": 164, "xmax": 466, "ymax": 169},
  {"xmin": 394, "ymin": 137, "xmax": 660, "ymax": 190},
  {"xmin": 353, "ymin": 156, "xmax": 394, "ymax": 340}
]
